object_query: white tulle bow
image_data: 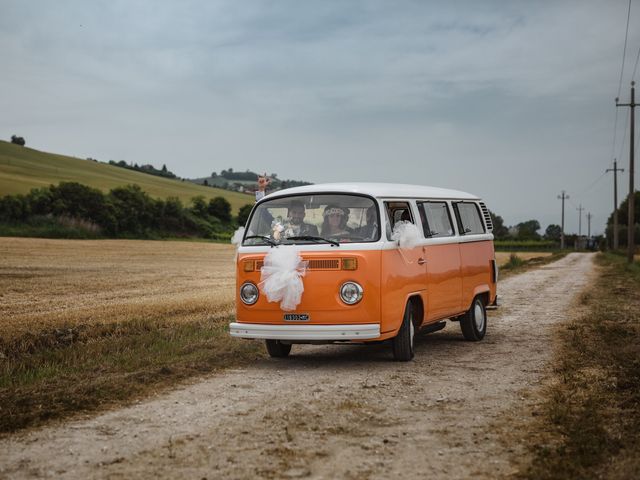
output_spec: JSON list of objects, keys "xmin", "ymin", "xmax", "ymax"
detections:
[{"xmin": 259, "ymin": 247, "xmax": 308, "ymax": 311}]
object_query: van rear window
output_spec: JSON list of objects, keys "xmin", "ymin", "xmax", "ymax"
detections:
[{"xmin": 454, "ymin": 202, "xmax": 485, "ymax": 235}]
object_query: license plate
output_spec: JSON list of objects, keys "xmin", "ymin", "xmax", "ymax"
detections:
[{"xmin": 284, "ymin": 313, "xmax": 310, "ymax": 322}]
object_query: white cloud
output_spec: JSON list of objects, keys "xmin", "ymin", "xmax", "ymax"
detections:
[{"xmin": 0, "ymin": 0, "xmax": 638, "ymax": 234}]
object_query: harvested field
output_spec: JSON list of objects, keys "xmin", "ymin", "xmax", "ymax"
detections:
[
  {"xmin": 495, "ymin": 251, "xmax": 552, "ymax": 267},
  {"xmin": 0, "ymin": 240, "xmax": 551, "ymax": 341},
  {"xmin": 0, "ymin": 237, "xmax": 262, "ymax": 432},
  {"xmin": 0, "ymin": 237, "xmax": 236, "ymax": 341}
]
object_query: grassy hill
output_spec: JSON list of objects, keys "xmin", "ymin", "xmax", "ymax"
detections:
[{"xmin": 0, "ymin": 141, "xmax": 253, "ymax": 213}]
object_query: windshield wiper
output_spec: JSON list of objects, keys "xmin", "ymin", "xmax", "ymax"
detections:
[
  {"xmin": 286, "ymin": 235, "xmax": 340, "ymax": 247},
  {"xmin": 244, "ymin": 235, "xmax": 277, "ymax": 246}
]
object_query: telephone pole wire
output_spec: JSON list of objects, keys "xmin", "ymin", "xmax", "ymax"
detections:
[
  {"xmin": 606, "ymin": 159, "xmax": 624, "ymax": 249},
  {"xmin": 557, "ymin": 191, "xmax": 569, "ymax": 249},
  {"xmin": 616, "ymin": 81, "xmax": 636, "ymax": 263}
]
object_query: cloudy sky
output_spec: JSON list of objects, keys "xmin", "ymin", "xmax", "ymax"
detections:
[{"xmin": 1, "ymin": 0, "xmax": 639, "ymax": 234}]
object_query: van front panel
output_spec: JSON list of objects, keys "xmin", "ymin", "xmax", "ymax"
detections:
[
  {"xmin": 236, "ymin": 250, "xmax": 382, "ymax": 326},
  {"xmin": 380, "ymin": 246, "xmax": 427, "ymax": 334}
]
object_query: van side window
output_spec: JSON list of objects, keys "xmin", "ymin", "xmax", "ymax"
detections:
[
  {"xmin": 384, "ymin": 201, "xmax": 413, "ymax": 239},
  {"xmin": 454, "ymin": 202, "xmax": 485, "ymax": 235},
  {"xmin": 417, "ymin": 202, "xmax": 454, "ymax": 237},
  {"xmin": 385, "ymin": 202, "xmax": 413, "ymax": 228}
]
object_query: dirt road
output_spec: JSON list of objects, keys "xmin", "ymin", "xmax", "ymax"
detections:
[{"xmin": 0, "ymin": 253, "xmax": 595, "ymax": 479}]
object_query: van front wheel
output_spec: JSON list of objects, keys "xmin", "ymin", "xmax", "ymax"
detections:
[
  {"xmin": 460, "ymin": 296, "xmax": 487, "ymax": 341},
  {"xmin": 265, "ymin": 339, "xmax": 292, "ymax": 358},
  {"xmin": 392, "ymin": 302, "xmax": 415, "ymax": 361}
]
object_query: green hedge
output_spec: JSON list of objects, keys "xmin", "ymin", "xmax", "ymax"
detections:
[{"xmin": 494, "ymin": 240, "xmax": 558, "ymax": 251}]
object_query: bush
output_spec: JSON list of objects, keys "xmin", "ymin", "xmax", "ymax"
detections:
[
  {"xmin": 207, "ymin": 197, "xmax": 232, "ymax": 223},
  {"xmin": 505, "ymin": 253, "xmax": 525, "ymax": 269},
  {"xmin": 10, "ymin": 135, "xmax": 25, "ymax": 146},
  {"xmin": 237, "ymin": 204, "xmax": 253, "ymax": 227},
  {"xmin": 0, "ymin": 182, "xmax": 237, "ymax": 240}
]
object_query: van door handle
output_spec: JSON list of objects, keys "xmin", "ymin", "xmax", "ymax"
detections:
[{"xmin": 418, "ymin": 258, "xmax": 426, "ymax": 265}]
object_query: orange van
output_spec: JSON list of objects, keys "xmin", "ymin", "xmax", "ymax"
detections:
[{"xmin": 230, "ymin": 183, "xmax": 499, "ymax": 361}]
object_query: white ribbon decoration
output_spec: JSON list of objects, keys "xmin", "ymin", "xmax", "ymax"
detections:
[
  {"xmin": 391, "ymin": 220, "xmax": 421, "ymax": 264},
  {"xmin": 391, "ymin": 220, "xmax": 421, "ymax": 249},
  {"xmin": 259, "ymin": 247, "xmax": 308, "ymax": 311}
]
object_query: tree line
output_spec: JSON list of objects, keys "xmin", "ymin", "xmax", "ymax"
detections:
[
  {"xmin": 605, "ymin": 191, "xmax": 640, "ymax": 247},
  {"xmin": 0, "ymin": 182, "xmax": 253, "ymax": 239},
  {"xmin": 107, "ymin": 160, "xmax": 178, "ymax": 179},
  {"xmin": 490, "ymin": 212, "xmax": 560, "ymax": 241}
]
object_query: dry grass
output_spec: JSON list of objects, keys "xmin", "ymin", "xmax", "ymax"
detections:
[
  {"xmin": 495, "ymin": 251, "xmax": 552, "ymax": 267},
  {"xmin": 0, "ymin": 237, "xmax": 237, "ymax": 342},
  {"xmin": 0, "ymin": 237, "xmax": 266, "ymax": 433},
  {"xmin": 496, "ymin": 251, "xmax": 566, "ymax": 279},
  {"xmin": 517, "ymin": 253, "xmax": 640, "ymax": 479}
]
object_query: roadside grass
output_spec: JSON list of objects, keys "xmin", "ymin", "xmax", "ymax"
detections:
[
  {"xmin": 0, "ymin": 317, "xmax": 264, "ymax": 433},
  {"xmin": 519, "ymin": 252, "xmax": 640, "ymax": 479},
  {"xmin": 497, "ymin": 251, "xmax": 568, "ymax": 278}
]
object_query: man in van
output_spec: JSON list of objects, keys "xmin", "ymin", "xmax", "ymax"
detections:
[
  {"xmin": 286, "ymin": 201, "xmax": 319, "ymax": 236},
  {"xmin": 355, "ymin": 205, "xmax": 378, "ymax": 239}
]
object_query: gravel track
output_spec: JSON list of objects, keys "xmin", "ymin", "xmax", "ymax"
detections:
[{"xmin": 0, "ymin": 253, "xmax": 596, "ymax": 479}]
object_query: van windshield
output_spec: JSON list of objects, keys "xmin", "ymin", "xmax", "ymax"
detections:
[{"xmin": 243, "ymin": 194, "xmax": 380, "ymax": 246}]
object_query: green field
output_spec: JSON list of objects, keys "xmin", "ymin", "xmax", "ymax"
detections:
[{"xmin": 0, "ymin": 141, "xmax": 253, "ymax": 213}]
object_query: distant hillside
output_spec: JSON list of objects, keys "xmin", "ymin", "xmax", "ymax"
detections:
[
  {"xmin": 0, "ymin": 141, "xmax": 252, "ymax": 213},
  {"xmin": 191, "ymin": 168, "xmax": 312, "ymax": 193}
]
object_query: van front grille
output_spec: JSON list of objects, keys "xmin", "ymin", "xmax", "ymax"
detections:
[{"xmin": 256, "ymin": 258, "xmax": 340, "ymax": 270}]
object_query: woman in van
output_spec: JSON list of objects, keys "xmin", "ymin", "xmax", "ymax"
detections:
[{"xmin": 321, "ymin": 205, "xmax": 351, "ymax": 237}]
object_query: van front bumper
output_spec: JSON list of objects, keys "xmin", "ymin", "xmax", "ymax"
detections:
[{"xmin": 229, "ymin": 322, "xmax": 381, "ymax": 341}]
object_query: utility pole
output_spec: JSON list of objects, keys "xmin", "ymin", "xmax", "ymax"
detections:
[
  {"xmin": 616, "ymin": 81, "xmax": 636, "ymax": 263},
  {"xmin": 606, "ymin": 159, "xmax": 624, "ymax": 249},
  {"xmin": 577, "ymin": 204, "xmax": 585, "ymax": 248},
  {"xmin": 587, "ymin": 212, "xmax": 592, "ymax": 238},
  {"xmin": 557, "ymin": 191, "xmax": 569, "ymax": 249}
]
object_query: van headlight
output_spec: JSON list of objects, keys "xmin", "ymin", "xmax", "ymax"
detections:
[
  {"xmin": 340, "ymin": 282, "xmax": 363, "ymax": 305},
  {"xmin": 240, "ymin": 282, "xmax": 259, "ymax": 305}
]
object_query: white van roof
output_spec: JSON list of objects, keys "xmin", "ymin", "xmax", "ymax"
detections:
[{"xmin": 264, "ymin": 182, "xmax": 480, "ymax": 201}]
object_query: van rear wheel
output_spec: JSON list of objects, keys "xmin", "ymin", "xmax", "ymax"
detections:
[
  {"xmin": 265, "ymin": 339, "xmax": 292, "ymax": 358},
  {"xmin": 460, "ymin": 295, "xmax": 487, "ymax": 341},
  {"xmin": 392, "ymin": 302, "xmax": 415, "ymax": 361}
]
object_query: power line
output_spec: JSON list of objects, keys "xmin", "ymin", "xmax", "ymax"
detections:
[
  {"xmin": 611, "ymin": 1, "xmax": 633, "ymax": 165},
  {"xmin": 617, "ymin": 0, "xmax": 632, "ymax": 98},
  {"xmin": 576, "ymin": 171, "xmax": 607, "ymax": 196},
  {"xmin": 611, "ymin": 107, "xmax": 620, "ymax": 165},
  {"xmin": 618, "ymin": 114, "xmax": 629, "ymax": 161},
  {"xmin": 632, "ymin": 43, "xmax": 640, "ymax": 81}
]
